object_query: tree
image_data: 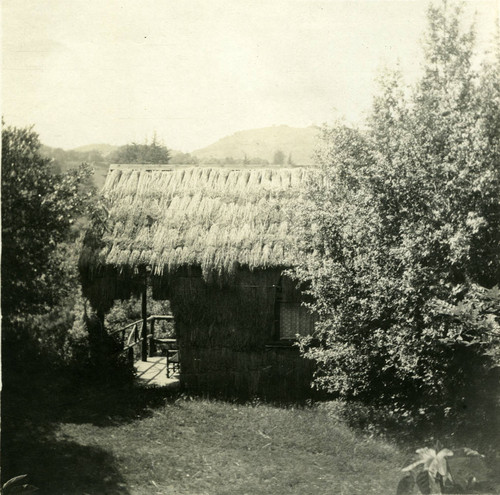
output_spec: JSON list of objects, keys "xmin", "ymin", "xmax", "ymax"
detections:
[
  {"xmin": 2, "ymin": 124, "xmax": 93, "ymax": 316},
  {"xmin": 293, "ymin": 2, "xmax": 500, "ymax": 417},
  {"xmin": 110, "ymin": 133, "xmax": 171, "ymax": 164},
  {"xmin": 273, "ymin": 150, "xmax": 285, "ymax": 165},
  {"xmin": 170, "ymin": 152, "xmax": 199, "ymax": 164},
  {"xmin": 1, "ymin": 123, "xmax": 94, "ymax": 369}
]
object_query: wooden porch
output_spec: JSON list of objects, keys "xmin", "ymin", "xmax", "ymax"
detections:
[
  {"xmin": 134, "ymin": 356, "xmax": 180, "ymax": 387},
  {"xmin": 110, "ymin": 313, "xmax": 181, "ymax": 388}
]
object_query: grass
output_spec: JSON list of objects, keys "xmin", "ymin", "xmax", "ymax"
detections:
[
  {"xmin": 56, "ymin": 398, "xmax": 403, "ymax": 494},
  {"xmin": 3, "ymin": 372, "xmax": 499, "ymax": 495},
  {"xmin": 3, "ymin": 379, "xmax": 405, "ymax": 495}
]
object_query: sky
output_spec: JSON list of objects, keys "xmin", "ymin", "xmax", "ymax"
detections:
[{"xmin": 2, "ymin": 0, "xmax": 498, "ymax": 152}]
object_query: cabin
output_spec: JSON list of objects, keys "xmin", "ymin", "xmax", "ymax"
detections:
[{"xmin": 79, "ymin": 164, "xmax": 317, "ymax": 400}]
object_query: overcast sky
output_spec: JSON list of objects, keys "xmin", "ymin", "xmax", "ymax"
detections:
[{"xmin": 2, "ymin": 0, "xmax": 498, "ymax": 152}]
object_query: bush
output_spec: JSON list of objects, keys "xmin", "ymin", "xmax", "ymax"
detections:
[
  {"xmin": 1, "ymin": 123, "xmax": 104, "ymax": 385},
  {"xmin": 293, "ymin": 2, "xmax": 500, "ymax": 418}
]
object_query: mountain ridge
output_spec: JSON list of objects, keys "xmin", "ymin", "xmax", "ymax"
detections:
[
  {"xmin": 72, "ymin": 143, "xmax": 118, "ymax": 155},
  {"xmin": 192, "ymin": 125, "xmax": 319, "ymax": 164},
  {"xmin": 51, "ymin": 125, "xmax": 320, "ymax": 165},
  {"xmin": 41, "ymin": 125, "xmax": 321, "ymax": 189}
]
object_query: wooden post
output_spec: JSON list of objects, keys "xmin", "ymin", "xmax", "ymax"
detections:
[
  {"xmin": 149, "ymin": 318, "xmax": 156, "ymax": 357},
  {"xmin": 141, "ymin": 270, "xmax": 148, "ymax": 362}
]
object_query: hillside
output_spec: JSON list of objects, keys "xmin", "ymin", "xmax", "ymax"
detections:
[
  {"xmin": 39, "ymin": 125, "xmax": 321, "ymax": 191},
  {"xmin": 72, "ymin": 143, "xmax": 118, "ymax": 156},
  {"xmin": 192, "ymin": 125, "xmax": 319, "ymax": 165}
]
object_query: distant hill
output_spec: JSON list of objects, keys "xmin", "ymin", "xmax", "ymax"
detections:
[
  {"xmin": 40, "ymin": 144, "xmax": 110, "ymax": 190},
  {"xmin": 192, "ymin": 125, "xmax": 319, "ymax": 165},
  {"xmin": 39, "ymin": 126, "xmax": 321, "ymax": 191},
  {"xmin": 72, "ymin": 143, "xmax": 118, "ymax": 156}
]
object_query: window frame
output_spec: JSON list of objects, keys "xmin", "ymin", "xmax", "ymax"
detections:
[{"xmin": 273, "ymin": 275, "xmax": 316, "ymax": 343}]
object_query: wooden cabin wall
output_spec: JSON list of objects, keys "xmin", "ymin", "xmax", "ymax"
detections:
[{"xmin": 168, "ymin": 268, "xmax": 315, "ymax": 401}]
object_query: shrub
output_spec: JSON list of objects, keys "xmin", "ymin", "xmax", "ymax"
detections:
[
  {"xmin": 1, "ymin": 123, "xmax": 97, "ymax": 383},
  {"xmin": 293, "ymin": 2, "xmax": 500, "ymax": 418}
]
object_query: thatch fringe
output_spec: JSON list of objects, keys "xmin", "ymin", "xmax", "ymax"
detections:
[{"xmin": 81, "ymin": 166, "xmax": 313, "ymax": 280}]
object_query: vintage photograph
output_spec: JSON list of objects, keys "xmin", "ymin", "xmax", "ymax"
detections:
[{"xmin": 2, "ymin": 0, "xmax": 499, "ymax": 493}]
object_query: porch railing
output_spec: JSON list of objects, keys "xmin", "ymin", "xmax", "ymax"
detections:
[{"xmin": 109, "ymin": 314, "xmax": 175, "ymax": 363}]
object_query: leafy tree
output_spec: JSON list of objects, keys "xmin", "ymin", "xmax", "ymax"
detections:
[
  {"xmin": 41, "ymin": 145, "xmax": 107, "ymax": 172},
  {"xmin": 170, "ymin": 152, "xmax": 199, "ymax": 164},
  {"xmin": 2, "ymin": 124, "xmax": 93, "ymax": 317},
  {"xmin": 111, "ymin": 133, "xmax": 171, "ymax": 164},
  {"xmin": 293, "ymin": 2, "xmax": 500, "ymax": 417},
  {"xmin": 1, "ymin": 123, "xmax": 95, "ymax": 372},
  {"xmin": 273, "ymin": 149, "xmax": 285, "ymax": 165}
]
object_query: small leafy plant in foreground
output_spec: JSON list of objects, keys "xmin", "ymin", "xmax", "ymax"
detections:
[{"xmin": 397, "ymin": 443, "xmax": 492, "ymax": 494}]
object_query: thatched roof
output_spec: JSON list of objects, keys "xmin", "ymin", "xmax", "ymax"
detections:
[{"xmin": 80, "ymin": 164, "xmax": 313, "ymax": 279}]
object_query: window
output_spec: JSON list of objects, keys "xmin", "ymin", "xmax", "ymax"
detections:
[
  {"xmin": 276, "ymin": 276, "xmax": 316, "ymax": 340},
  {"xmin": 279, "ymin": 302, "xmax": 315, "ymax": 339}
]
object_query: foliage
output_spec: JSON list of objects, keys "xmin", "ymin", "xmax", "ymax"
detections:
[
  {"xmin": 2, "ymin": 475, "xmax": 38, "ymax": 494},
  {"xmin": 293, "ymin": 1, "xmax": 500, "ymax": 416},
  {"xmin": 273, "ymin": 149, "xmax": 285, "ymax": 165},
  {"xmin": 319, "ymin": 399, "xmax": 419, "ymax": 437},
  {"xmin": 1, "ymin": 123, "xmax": 97, "ymax": 379},
  {"xmin": 14, "ymin": 240, "xmax": 92, "ymax": 366},
  {"xmin": 432, "ymin": 285, "xmax": 500, "ymax": 364},
  {"xmin": 398, "ymin": 444, "xmax": 490, "ymax": 494},
  {"xmin": 1, "ymin": 123, "xmax": 94, "ymax": 320},
  {"xmin": 40, "ymin": 144, "xmax": 107, "ymax": 173},
  {"xmin": 170, "ymin": 151, "xmax": 199, "ymax": 164},
  {"xmin": 105, "ymin": 288, "xmax": 173, "ymax": 337},
  {"xmin": 110, "ymin": 133, "xmax": 171, "ymax": 164}
]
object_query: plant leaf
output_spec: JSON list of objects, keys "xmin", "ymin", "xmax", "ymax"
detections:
[
  {"xmin": 402, "ymin": 459, "xmax": 425, "ymax": 472},
  {"xmin": 397, "ymin": 474, "xmax": 416, "ymax": 495},
  {"xmin": 2, "ymin": 475, "xmax": 29, "ymax": 491},
  {"xmin": 416, "ymin": 470, "xmax": 432, "ymax": 494},
  {"xmin": 429, "ymin": 449, "xmax": 453, "ymax": 477}
]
